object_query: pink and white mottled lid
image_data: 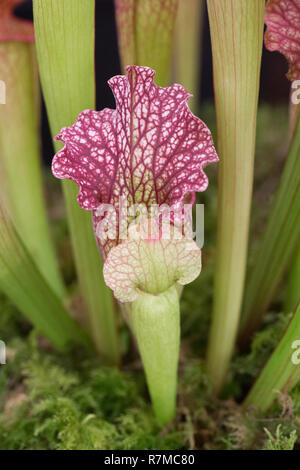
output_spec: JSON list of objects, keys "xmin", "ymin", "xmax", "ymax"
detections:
[
  {"xmin": 52, "ymin": 66, "xmax": 218, "ymax": 257},
  {"xmin": 265, "ymin": 0, "xmax": 300, "ymax": 80}
]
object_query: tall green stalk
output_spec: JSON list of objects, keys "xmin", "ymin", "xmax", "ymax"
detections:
[
  {"xmin": 0, "ymin": 200, "xmax": 90, "ymax": 352},
  {"xmin": 206, "ymin": 0, "xmax": 265, "ymax": 394},
  {"xmin": 243, "ymin": 302, "xmax": 300, "ymax": 413},
  {"xmin": 285, "ymin": 249, "xmax": 300, "ymax": 313},
  {"xmin": 33, "ymin": 0, "xmax": 119, "ymax": 364},
  {"xmin": 172, "ymin": 0, "xmax": 204, "ymax": 113},
  {"xmin": 240, "ymin": 115, "xmax": 300, "ymax": 344},
  {"xmin": 0, "ymin": 42, "xmax": 65, "ymax": 299},
  {"xmin": 115, "ymin": 0, "xmax": 178, "ymax": 86},
  {"xmin": 285, "ymin": 100, "xmax": 300, "ymax": 313},
  {"xmin": 129, "ymin": 286, "xmax": 180, "ymax": 425}
]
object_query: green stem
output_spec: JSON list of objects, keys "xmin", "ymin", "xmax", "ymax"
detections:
[
  {"xmin": 172, "ymin": 0, "xmax": 204, "ymax": 113},
  {"xmin": 240, "ymin": 114, "xmax": 300, "ymax": 345},
  {"xmin": 115, "ymin": 0, "xmax": 178, "ymax": 86},
  {"xmin": 135, "ymin": 0, "xmax": 178, "ymax": 86},
  {"xmin": 285, "ymin": 248, "xmax": 300, "ymax": 313},
  {"xmin": 33, "ymin": 0, "xmax": 119, "ymax": 364},
  {"xmin": 0, "ymin": 42, "xmax": 65, "ymax": 299},
  {"xmin": 129, "ymin": 285, "xmax": 180, "ymax": 425},
  {"xmin": 243, "ymin": 302, "xmax": 300, "ymax": 413},
  {"xmin": 285, "ymin": 99, "xmax": 300, "ymax": 313},
  {"xmin": 0, "ymin": 201, "xmax": 91, "ymax": 351},
  {"xmin": 206, "ymin": 0, "xmax": 265, "ymax": 395}
]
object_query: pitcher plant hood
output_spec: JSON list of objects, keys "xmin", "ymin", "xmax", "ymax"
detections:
[
  {"xmin": 52, "ymin": 65, "xmax": 218, "ymax": 258},
  {"xmin": 265, "ymin": 0, "xmax": 300, "ymax": 80}
]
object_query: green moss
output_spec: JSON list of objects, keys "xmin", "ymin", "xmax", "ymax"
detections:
[
  {"xmin": 0, "ymin": 337, "xmax": 185, "ymax": 450},
  {"xmin": 228, "ymin": 312, "xmax": 292, "ymax": 398},
  {"xmin": 263, "ymin": 425, "xmax": 297, "ymax": 450}
]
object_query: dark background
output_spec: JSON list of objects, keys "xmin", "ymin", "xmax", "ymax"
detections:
[{"xmin": 15, "ymin": 0, "xmax": 291, "ymax": 164}]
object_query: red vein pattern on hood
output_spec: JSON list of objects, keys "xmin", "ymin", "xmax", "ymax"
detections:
[
  {"xmin": 52, "ymin": 66, "xmax": 218, "ymax": 258},
  {"xmin": 265, "ymin": 0, "xmax": 300, "ymax": 80},
  {"xmin": 0, "ymin": 0, "xmax": 34, "ymax": 42},
  {"xmin": 103, "ymin": 218, "xmax": 202, "ymax": 302}
]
